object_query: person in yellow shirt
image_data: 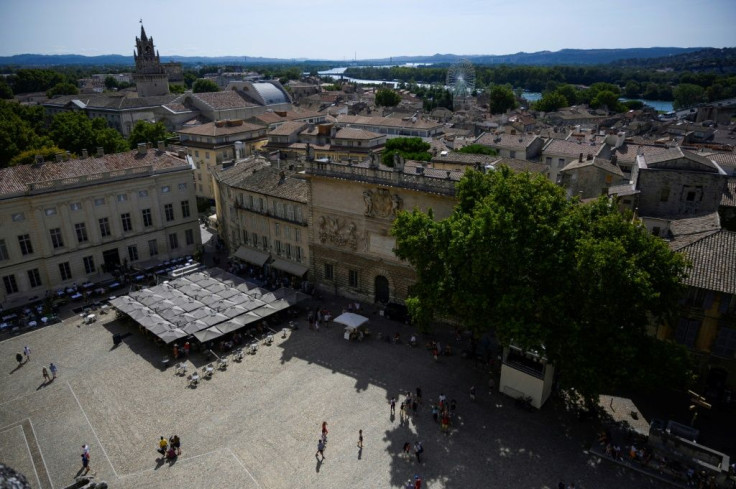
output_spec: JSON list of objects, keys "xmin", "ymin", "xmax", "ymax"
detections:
[{"xmin": 158, "ymin": 436, "xmax": 168, "ymax": 455}]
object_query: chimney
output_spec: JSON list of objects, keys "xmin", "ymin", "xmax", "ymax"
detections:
[
  {"xmin": 157, "ymin": 141, "xmax": 165, "ymax": 152},
  {"xmin": 579, "ymin": 152, "xmax": 583, "ymax": 162},
  {"xmin": 81, "ymin": 149, "xmax": 88, "ymax": 159},
  {"xmin": 34, "ymin": 154, "xmax": 44, "ymax": 165},
  {"xmin": 615, "ymin": 131, "xmax": 626, "ymax": 149},
  {"xmin": 586, "ymin": 153, "xmax": 593, "ymax": 161},
  {"xmin": 55, "ymin": 153, "xmax": 64, "ymax": 163},
  {"xmin": 137, "ymin": 143, "xmax": 147, "ymax": 155},
  {"xmin": 96, "ymin": 147, "xmax": 104, "ymax": 157}
]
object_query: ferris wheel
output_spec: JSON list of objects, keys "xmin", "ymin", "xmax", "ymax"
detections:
[{"xmin": 446, "ymin": 59, "xmax": 476, "ymax": 108}]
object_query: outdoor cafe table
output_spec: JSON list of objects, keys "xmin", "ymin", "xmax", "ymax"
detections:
[
  {"xmin": 82, "ymin": 282, "xmax": 94, "ymax": 289},
  {"xmin": 28, "ymin": 321, "xmax": 37, "ymax": 328},
  {"xmin": 71, "ymin": 293, "xmax": 83, "ymax": 300}
]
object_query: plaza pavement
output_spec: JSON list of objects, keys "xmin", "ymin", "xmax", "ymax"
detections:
[{"xmin": 0, "ymin": 294, "xmax": 671, "ymax": 489}]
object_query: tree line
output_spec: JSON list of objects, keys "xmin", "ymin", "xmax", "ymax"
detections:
[{"xmin": 0, "ymin": 99, "xmax": 171, "ymax": 167}]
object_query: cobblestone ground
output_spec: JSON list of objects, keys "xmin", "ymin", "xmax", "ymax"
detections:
[{"xmin": 0, "ymin": 293, "xmax": 670, "ymax": 489}]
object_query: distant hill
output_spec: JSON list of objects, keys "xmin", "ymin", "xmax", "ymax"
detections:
[
  {"xmin": 612, "ymin": 47, "xmax": 736, "ymax": 72},
  {"xmin": 0, "ymin": 47, "xmax": 710, "ymax": 67}
]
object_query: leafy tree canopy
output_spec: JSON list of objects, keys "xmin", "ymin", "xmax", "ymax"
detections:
[
  {"xmin": 0, "ymin": 100, "xmax": 51, "ymax": 167},
  {"xmin": 489, "ymin": 84, "xmax": 517, "ymax": 114},
  {"xmin": 457, "ymin": 144, "xmax": 498, "ymax": 156},
  {"xmin": 375, "ymin": 88, "xmax": 401, "ymax": 107},
  {"xmin": 382, "ymin": 137, "xmax": 431, "ymax": 166},
  {"xmin": 9, "ymin": 145, "xmax": 67, "ymax": 166},
  {"xmin": 49, "ymin": 112, "xmax": 128, "ymax": 156},
  {"xmin": 391, "ymin": 168, "xmax": 691, "ymax": 405},
  {"xmin": 0, "ymin": 81, "xmax": 13, "ymax": 99},
  {"xmin": 46, "ymin": 82, "xmax": 79, "ymax": 98},
  {"xmin": 128, "ymin": 121, "xmax": 172, "ymax": 147},
  {"xmin": 533, "ymin": 92, "xmax": 568, "ymax": 112},
  {"xmin": 192, "ymin": 79, "xmax": 220, "ymax": 93},
  {"xmin": 673, "ymin": 83, "xmax": 706, "ymax": 110}
]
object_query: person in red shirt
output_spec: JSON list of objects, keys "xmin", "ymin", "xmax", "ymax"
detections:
[{"xmin": 414, "ymin": 475, "xmax": 422, "ymax": 489}]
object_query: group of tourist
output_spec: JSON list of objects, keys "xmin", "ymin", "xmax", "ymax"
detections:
[{"xmin": 156, "ymin": 435, "xmax": 182, "ymax": 460}]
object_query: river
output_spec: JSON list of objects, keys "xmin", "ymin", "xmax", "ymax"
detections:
[{"xmin": 318, "ymin": 68, "xmax": 674, "ymax": 112}]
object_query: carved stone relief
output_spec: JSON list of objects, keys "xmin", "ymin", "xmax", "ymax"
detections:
[
  {"xmin": 318, "ymin": 215, "xmax": 358, "ymax": 250},
  {"xmin": 363, "ymin": 188, "xmax": 402, "ymax": 218}
]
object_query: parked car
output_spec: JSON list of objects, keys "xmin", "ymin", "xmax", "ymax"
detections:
[{"xmin": 384, "ymin": 302, "xmax": 410, "ymax": 324}]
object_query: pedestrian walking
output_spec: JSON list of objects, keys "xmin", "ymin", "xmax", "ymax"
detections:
[
  {"xmin": 157, "ymin": 436, "xmax": 168, "ymax": 455},
  {"xmin": 431, "ymin": 404, "xmax": 439, "ymax": 423},
  {"xmin": 402, "ymin": 442, "xmax": 411, "ymax": 458},
  {"xmin": 470, "ymin": 385, "xmax": 476, "ymax": 401},
  {"xmin": 357, "ymin": 429, "xmax": 363, "ymax": 448},
  {"xmin": 414, "ymin": 441, "xmax": 424, "ymax": 463},
  {"xmin": 390, "ymin": 397, "xmax": 396, "ymax": 415},
  {"xmin": 81, "ymin": 451, "xmax": 90, "ymax": 474},
  {"xmin": 321, "ymin": 421, "xmax": 328, "ymax": 442},
  {"xmin": 49, "ymin": 363, "xmax": 57, "ymax": 379},
  {"xmin": 16, "ymin": 352, "xmax": 23, "ymax": 366},
  {"xmin": 183, "ymin": 341, "xmax": 190, "ymax": 357},
  {"xmin": 414, "ymin": 474, "xmax": 422, "ymax": 489},
  {"xmin": 171, "ymin": 435, "xmax": 181, "ymax": 455},
  {"xmin": 42, "ymin": 366, "xmax": 50, "ymax": 382},
  {"xmin": 82, "ymin": 444, "xmax": 90, "ymax": 457},
  {"xmin": 23, "ymin": 346, "xmax": 31, "ymax": 361},
  {"xmin": 399, "ymin": 401, "xmax": 406, "ymax": 421},
  {"xmin": 315, "ymin": 439, "xmax": 325, "ymax": 460}
]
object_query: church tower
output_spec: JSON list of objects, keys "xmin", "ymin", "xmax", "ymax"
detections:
[{"xmin": 133, "ymin": 24, "xmax": 170, "ymax": 97}]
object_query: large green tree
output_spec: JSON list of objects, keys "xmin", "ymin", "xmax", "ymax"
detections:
[
  {"xmin": 533, "ymin": 92, "xmax": 568, "ymax": 112},
  {"xmin": 128, "ymin": 121, "xmax": 171, "ymax": 147},
  {"xmin": 375, "ymin": 88, "xmax": 401, "ymax": 107},
  {"xmin": 49, "ymin": 112, "xmax": 128, "ymax": 155},
  {"xmin": 381, "ymin": 137, "xmax": 431, "ymax": 166},
  {"xmin": 673, "ymin": 83, "xmax": 705, "ymax": 109},
  {"xmin": 391, "ymin": 168, "xmax": 691, "ymax": 404},
  {"xmin": 0, "ymin": 100, "xmax": 51, "ymax": 166},
  {"xmin": 489, "ymin": 85, "xmax": 517, "ymax": 114},
  {"xmin": 192, "ymin": 79, "xmax": 220, "ymax": 93},
  {"xmin": 46, "ymin": 82, "xmax": 79, "ymax": 98}
]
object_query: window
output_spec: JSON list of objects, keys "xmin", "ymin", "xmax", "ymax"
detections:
[
  {"xmin": 83, "ymin": 256, "xmax": 95, "ymax": 274},
  {"xmin": 138, "ymin": 190, "xmax": 148, "ymax": 198},
  {"xmin": 286, "ymin": 205, "xmax": 294, "ymax": 221},
  {"xmin": 249, "ymin": 195, "xmax": 254, "ymax": 209},
  {"xmin": 285, "ymin": 243, "xmax": 291, "ymax": 259},
  {"xmin": 652, "ymin": 227, "xmax": 661, "ymax": 237},
  {"xmin": 295, "ymin": 228, "xmax": 301, "ymax": 242},
  {"xmin": 198, "ymin": 184, "xmax": 203, "ymax": 192},
  {"xmin": 142, "ymin": 209, "xmax": 153, "ymax": 227},
  {"xmin": 94, "ymin": 198, "xmax": 105, "ymax": 206},
  {"xmin": 197, "ymin": 173, "xmax": 202, "ymax": 181},
  {"xmin": 185, "ymin": 229, "xmax": 194, "ymax": 245},
  {"xmin": 686, "ymin": 191, "xmax": 696, "ymax": 202},
  {"xmin": 3, "ymin": 275, "xmax": 18, "ymax": 295},
  {"xmin": 509, "ymin": 151, "xmax": 516, "ymax": 159},
  {"xmin": 324, "ymin": 263, "xmax": 334, "ymax": 280},
  {"xmin": 98, "ymin": 217, "xmax": 111, "ymax": 237},
  {"xmin": 148, "ymin": 239, "xmax": 158, "ymax": 256},
  {"xmin": 164, "ymin": 204, "xmax": 175, "ymax": 222},
  {"xmin": 296, "ymin": 207, "xmax": 302, "ymax": 222},
  {"xmin": 194, "ymin": 150, "xmax": 199, "ymax": 158},
  {"xmin": 117, "ymin": 193, "xmax": 128, "ymax": 202},
  {"xmin": 178, "ymin": 183, "xmax": 187, "ymax": 191},
  {"xmin": 712, "ymin": 327, "xmax": 736, "ymax": 358},
  {"xmin": 50, "ymin": 228, "xmax": 64, "ymax": 249},
  {"xmin": 118, "ymin": 213, "xmax": 132, "ymax": 233},
  {"xmin": 261, "ymin": 236, "xmax": 267, "ymax": 250},
  {"xmin": 205, "ymin": 152, "xmax": 210, "ymax": 159},
  {"xmin": 251, "ymin": 232, "xmax": 258, "ymax": 248},
  {"xmin": 28, "ymin": 268, "xmax": 42, "ymax": 288},
  {"xmin": 274, "ymin": 223, "xmax": 280, "ymax": 237},
  {"xmin": 128, "ymin": 245, "xmax": 138, "ymax": 262},
  {"xmin": 275, "ymin": 240, "xmax": 282, "ymax": 255},
  {"xmin": 169, "ymin": 233, "xmax": 179, "ymax": 250},
  {"xmin": 0, "ymin": 239, "xmax": 8, "ymax": 261},
  {"xmin": 59, "ymin": 262, "xmax": 72, "ymax": 281},
  {"xmin": 660, "ymin": 188, "xmax": 670, "ymax": 202},
  {"xmin": 72, "ymin": 223, "xmax": 89, "ymax": 244},
  {"xmin": 70, "ymin": 202, "xmax": 82, "ymax": 211},
  {"xmin": 161, "ymin": 185, "xmax": 170, "ymax": 193},
  {"xmin": 276, "ymin": 202, "xmax": 283, "ymax": 217},
  {"xmin": 11, "ymin": 213, "xmax": 24, "ymax": 222},
  {"xmin": 545, "ymin": 157, "xmax": 552, "ymax": 165},
  {"xmin": 284, "ymin": 226, "xmax": 291, "ymax": 240},
  {"xmin": 258, "ymin": 198, "xmax": 264, "ymax": 212},
  {"xmin": 348, "ymin": 269, "xmax": 359, "ymax": 287},
  {"xmin": 296, "ymin": 246, "xmax": 302, "ymax": 262},
  {"xmin": 18, "ymin": 234, "xmax": 33, "ymax": 255},
  {"xmin": 45, "ymin": 207, "xmax": 57, "ymax": 216},
  {"xmin": 181, "ymin": 200, "xmax": 191, "ymax": 218},
  {"xmin": 675, "ymin": 318, "xmax": 700, "ymax": 348}
]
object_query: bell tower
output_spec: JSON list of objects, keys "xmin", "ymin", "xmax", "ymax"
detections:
[{"xmin": 133, "ymin": 23, "xmax": 169, "ymax": 97}]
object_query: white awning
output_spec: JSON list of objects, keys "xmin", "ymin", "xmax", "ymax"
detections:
[
  {"xmin": 333, "ymin": 312, "xmax": 369, "ymax": 329},
  {"xmin": 270, "ymin": 258, "xmax": 309, "ymax": 277},
  {"xmin": 232, "ymin": 246, "xmax": 270, "ymax": 267}
]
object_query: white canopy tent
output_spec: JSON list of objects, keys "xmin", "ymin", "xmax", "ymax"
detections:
[{"xmin": 333, "ymin": 312, "xmax": 369, "ymax": 330}]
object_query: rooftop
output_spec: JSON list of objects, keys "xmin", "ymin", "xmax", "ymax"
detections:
[
  {"xmin": 0, "ymin": 149, "xmax": 190, "ymax": 198},
  {"xmin": 475, "ymin": 132, "xmax": 540, "ymax": 151},
  {"xmin": 679, "ymin": 229, "xmax": 736, "ymax": 295},
  {"xmin": 177, "ymin": 119, "xmax": 265, "ymax": 137},
  {"xmin": 215, "ymin": 161, "xmax": 308, "ymax": 203},
  {"xmin": 336, "ymin": 114, "xmax": 443, "ymax": 130}
]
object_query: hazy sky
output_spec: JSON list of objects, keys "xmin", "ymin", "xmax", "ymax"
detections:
[{"xmin": 1, "ymin": 0, "xmax": 734, "ymax": 59}]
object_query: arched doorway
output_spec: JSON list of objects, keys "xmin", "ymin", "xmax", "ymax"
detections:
[{"xmin": 374, "ymin": 275, "xmax": 389, "ymax": 304}]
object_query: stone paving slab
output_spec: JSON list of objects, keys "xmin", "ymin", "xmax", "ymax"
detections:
[
  {"xmin": 0, "ymin": 301, "xmax": 672, "ymax": 488},
  {"xmin": 0, "ymin": 423, "xmax": 41, "ymax": 488}
]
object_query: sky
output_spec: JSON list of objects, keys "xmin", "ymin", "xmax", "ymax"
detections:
[{"xmin": 1, "ymin": 0, "xmax": 735, "ymax": 60}]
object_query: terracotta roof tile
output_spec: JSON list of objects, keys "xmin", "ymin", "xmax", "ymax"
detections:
[
  {"xmin": 177, "ymin": 120, "xmax": 265, "ymax": 137},
  {"xmin": 679, "ymin": 229, "xmax": 736, "ymax": 295}
]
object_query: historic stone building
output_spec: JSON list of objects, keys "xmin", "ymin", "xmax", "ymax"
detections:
[
  {"xmin": 0, "ymin": 146, "xmax": 200, "ymax": 308},
  {"xmin": 303, "ymin": 157, "xmax": 460, "ymax": 303},
  {"xmin": 133, "ymin": 25, "xmax": 170, "ymax": 97}
]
